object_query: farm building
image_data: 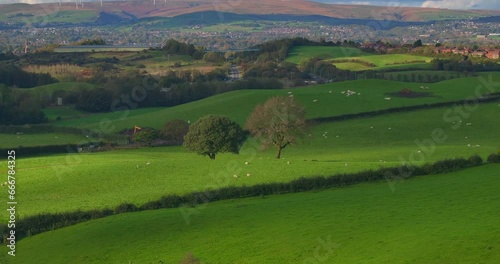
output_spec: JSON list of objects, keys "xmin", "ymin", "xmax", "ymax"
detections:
[{"xmin": 486, "ymin": 50, "xmax": 500, "ymax": 59}]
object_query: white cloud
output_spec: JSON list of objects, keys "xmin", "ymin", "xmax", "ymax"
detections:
[
  {"xmin": 1, "ymin": 0, "xmax": 499, "ymax": 9},
  {"xmin": 421, "ymin": 0, "xmax": 500, "ymax": 9}
]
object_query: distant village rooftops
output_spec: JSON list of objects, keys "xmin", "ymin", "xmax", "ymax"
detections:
[{"xmin": 54, "ymin": 45, "xmax": 152, "ymax": 53}]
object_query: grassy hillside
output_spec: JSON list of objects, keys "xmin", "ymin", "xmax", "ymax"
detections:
[
  {"xmin": 53, "ymin": 73, "xmax": 500, "ymax": 132},
  {"xmin": 2, "ymin": 0, "xmax": 499, "ymax": 23},
  {"xmin": 17, "ymin": 82, "xmax": 95, "ymax": 97},
  {"xmin": 5, "ymin": 102, "xmax": 499, "ymax": 219},
  {"xmin": 286, "ymin": 46, "xmax": 369, "ymax": 64},
  {"xmin": 0, "ymin": 133, "xmax": 98, "ymax": 149},
  {"xmin": 42, "ymin": 107, "xmax": 92, "ymax": 122},
  {"xmin": 329, "ymin": 54, "xmax": 433, "ymax": 71},
  {"xmin": 5, "ymin": 164, "xmax": 500, "ymax": 263}
]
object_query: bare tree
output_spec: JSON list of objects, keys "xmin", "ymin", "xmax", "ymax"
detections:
[{"xmin": 245, "ymin": 96, "xmax": 307, "ymax": 159}]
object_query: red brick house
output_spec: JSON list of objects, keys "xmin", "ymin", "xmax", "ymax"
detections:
[{"xmin": 486, "ymin": 50, "xmax": 500, "ymax": 59}]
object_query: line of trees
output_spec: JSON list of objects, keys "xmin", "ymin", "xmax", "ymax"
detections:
[
  {"xmin": 0, "ymin": 84, "xmax": 47, "ymax": 125},
  {"xmin": 0, "ymin": 65, "xmax": 57, "ymax": 88},
  {"xmin": 161, "ymin": 39, "xmax": 204, "ymax": 60},
  {"xmin": 73, "ymin": 72, "xmax": 283, "ymax": 112},
  {"xmin": 431, "ymin": 58, "xmax": 500, "ymax": 72}
]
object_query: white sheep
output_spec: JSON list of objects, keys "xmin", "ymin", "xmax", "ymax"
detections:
[
  {"xmin": 246, "ymin": 173, "xmax": 251, "ymax": 177},
  {"xmin": 244, "ymin": 162, "xmax": 249, "ymax": 165},
  {"xmin": 233, "ymin": 175, "xmax": 238, "ymax": 178},
  {"xmin": 313, "ymin": 99, "xmax": 318, "ymax": 103}
]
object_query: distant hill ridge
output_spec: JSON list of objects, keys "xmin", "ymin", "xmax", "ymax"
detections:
[{"xmin": 1, "ymin": 0, "xmax": 500, "ymax": 23}]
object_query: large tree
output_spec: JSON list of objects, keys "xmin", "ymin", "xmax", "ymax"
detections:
[
  {"xmin": 184, "ymin": 115, "xmax": 248, "ymax": 159},
  {"xmin": 161, "ymin": 119, "xmax": 190, "ymax": 145},
  {"xmin": 245, "ymin": 96, "xmax": 306, "ymax": 159},
  {"xmin": 133, "ymin": 128, "xmax": 160, "ymax": 147}
]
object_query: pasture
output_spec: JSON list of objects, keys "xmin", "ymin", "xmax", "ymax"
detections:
[
  {"xmin": 286, "ymin": 46, "xmax": 369, "ymax": 64},
  {"xmin": 5, "ymin": 164, "xmax": 500, "ymax": 263},
  {"xmin": 2, "ymin": 69, "xmax": 500, "ymax": 264},
  {"xmin": 42, "ymin": 107, "xmax": 91, "ymax": 122},
  {"xmin": 52, "ymin": 73, "xmax": 500, "ymax": 133},
  {"xmin": 22, "ymin": 64, "xmax": 87, "ymax": 81},
  {"xmin": 3, "ymin": 101, "xmax": 499, "ymax": 219},
  {"xmin": 0, "ymin": 132, "xmax": 98, "ymax": 149},
  {"xmin": 329, "ymin": 54, "xmax": 433, "ymax": 71},
  {"xmin": 16, "ymin": 82, "xmax": 95, "ymax": 97}
]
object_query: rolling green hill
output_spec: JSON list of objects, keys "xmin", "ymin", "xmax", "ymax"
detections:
[
  {"xmin": 0, "ymin": 133, "xmax": 98, "ymax": 149},
  {"xmin": 5, "ymin": 164, "xmax": 499, "ymax": 263},
  {"xmin": 286, "ymin": 46, "xmax": 369, "ymax": 64},
  {"xmin": 17, "ymin": 82, "xmax": 95, "ymax": 97},
  {"xmin": 5, "ymin": 101, "xmax": 499, "ymax": 219},
  {"xmin": 53, "ymin": 73, "xmax": 500, "ymax": 133},
  {"xmin": 329, "ymin": 54, "xmax": 434, "ymax": 71}
]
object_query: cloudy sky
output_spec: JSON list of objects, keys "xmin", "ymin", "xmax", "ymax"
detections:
[
  {"xmin": 316, "ymin": 0, "xmax": 500, "ymax": 9},
  {"xmin": 1, "ymin": 0, "xmax": 499, "ymax": 10}
]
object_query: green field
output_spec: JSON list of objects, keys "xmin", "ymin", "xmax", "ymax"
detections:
[
  {"xmin": 42, "ymin": 10, "xmax": 98, "ymax": 24},
  {"xmin": 43, "ymin": 107, "xmax": 92, "ymax": 122},
  {"xmin": 53, "ymin": 73, "xmax": 500, "ymax": 132},
  {"xmin": 0, "ymin": 133, "xmax": 99, "ymax": 149},
  {"xmin": 286, "ymin": 46, "xmax": 369, "ymax": 64},
  {"xmin": 4, "ymin": 101, "xmax": 500, "ymax": 219},
  {"xmin": 17, "ymin": 82, "xmax": 95, "ymax": 97},
  {"xmin": 2, "ymin": 68, "xmax": 500, "ymax": 263},
  {"xmin": 0, "ymin": 9, "xmax": 98, "ymax": 24},
  {"xmin": 329, "ymin": 54, "xmax": 433, "ymax": 71},
  {"xmin": 5, "ymin": 164, "xmax": 499, "ymax": 263}
]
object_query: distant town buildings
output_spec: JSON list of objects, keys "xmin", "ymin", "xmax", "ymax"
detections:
[{"xmin": 436, "ymin": 46, "xmax": 500, "ymax": 59}]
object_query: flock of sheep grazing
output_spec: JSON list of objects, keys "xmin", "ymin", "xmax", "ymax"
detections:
[{"xmin": 341, "ymin": 90, "xmax": 360, "ymax": 97}]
